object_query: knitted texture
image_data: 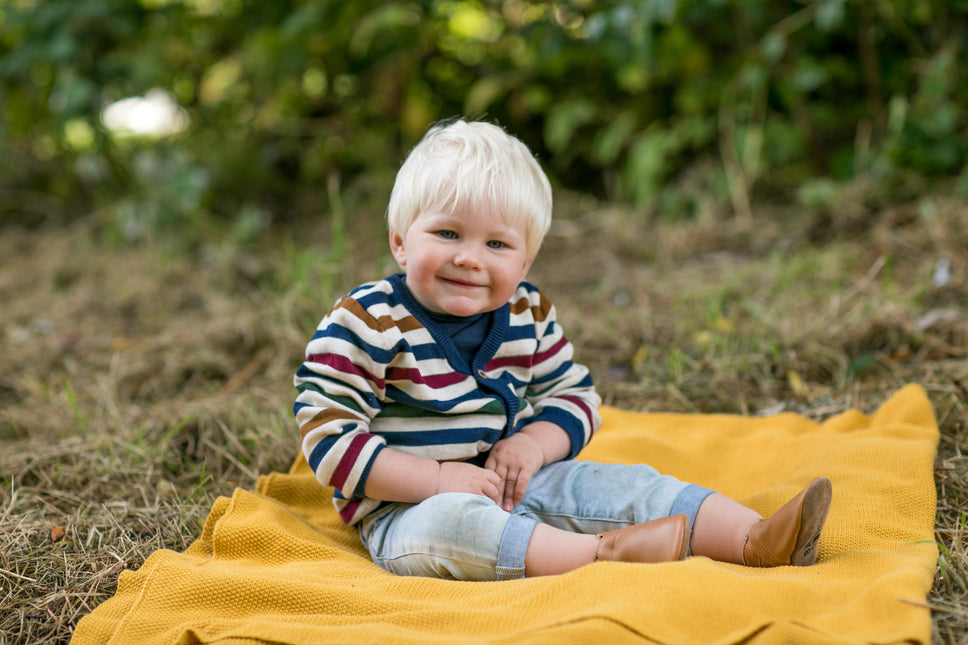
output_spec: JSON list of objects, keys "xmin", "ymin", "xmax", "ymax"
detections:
[
  {"xmin": 294, "ymin": 275, "xmax": 600, "ymax": 524},
  {"xmin": 72, "ymin": 385, "xmax": 938, "ymax": 645}
]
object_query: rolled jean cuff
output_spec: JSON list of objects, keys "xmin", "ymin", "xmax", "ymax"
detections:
[
  {"xmin": 670, "ymin": 482, "xmax": 716, "ymax": 555},
  {"xmin": 494, "ymin": 513, "xmax": 538, "ymax": 580}
]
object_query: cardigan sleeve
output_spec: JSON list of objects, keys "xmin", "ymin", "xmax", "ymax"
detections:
[
  {"xmin": 293, "ymin": 296, "xmax": 391, "ymax": 500},
  {"xmin": 524, "ymin": 291, "xmax": 602, "ymax": 458}
]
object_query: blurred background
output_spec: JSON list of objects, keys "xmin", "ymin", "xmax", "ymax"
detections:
[
  {"xmin": 2, "ymin": 0, "xmax": 966, "ymax": 240},
  {"xmin": 3, "ymin": 5, "xmax": 968, "ymax": 641}
]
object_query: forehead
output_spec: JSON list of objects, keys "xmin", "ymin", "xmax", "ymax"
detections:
[{"xmin": 416, "ymin": 208, "xmax": 526, "ymax": 237}]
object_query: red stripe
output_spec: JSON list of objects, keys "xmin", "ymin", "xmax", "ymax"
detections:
[
  {"xmin": 308, "ymin": 353, "xmax": 385, "ymax": 389},
  {"xmin": 385, "ymin": 366, "xmax": 467, "ymax": 388},
  {"xmin": 486, "ymin": 353, "xmax": 533, "ymax": 370},
  {"xmin": 329, "ymin": 434, "xmax": 373, "ymax": 490},
  {"xmin": 562, "ymin": 395, "xmax": 596, "ymax": 436},
  {"xmin": 339, "ymin": 499, "xmax": 362, "ymax": 524},
  {"xmin": 487, "ymin": 336, "xmax": 570, "ymax": 372},
  {"xmin": 533, "ymin": 336, "xmax": 570, "ymax": 366}
]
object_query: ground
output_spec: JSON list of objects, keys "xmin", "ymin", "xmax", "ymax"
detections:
[{"xmin": 1, "ymin": 187, "xmax": 966, "ymax": 643}]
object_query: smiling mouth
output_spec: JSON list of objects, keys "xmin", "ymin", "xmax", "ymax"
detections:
[{"xmin": 440, "ymin": 277, "xmax": 484, "ymax": 288}]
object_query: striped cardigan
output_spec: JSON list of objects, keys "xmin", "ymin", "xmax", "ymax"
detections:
[{"xmin": 293, "ymin": 273, "xmax": 602, "ymax": 524}]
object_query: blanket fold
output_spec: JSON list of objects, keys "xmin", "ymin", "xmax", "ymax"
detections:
[{"xmin": 72, "ymin": 384, "xmax": 939, "ymax": 645}]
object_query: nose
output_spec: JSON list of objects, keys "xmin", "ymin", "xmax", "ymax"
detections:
[{"xmin": 453, "ymin": 243, "xmax": 483, "ymax": 269}]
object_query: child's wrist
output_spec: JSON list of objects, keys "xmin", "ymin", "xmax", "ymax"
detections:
[
  {"xmin": 521, "ymin": 421, "xmax": 570, "ymax": 466},
  {"xmin": 431, "ymin": 459, "xmax": 443, "ymax": 496}
]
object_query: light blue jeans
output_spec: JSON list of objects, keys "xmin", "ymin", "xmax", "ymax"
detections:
[{"xmin": 357, "ymin": 460, "xmax": 715, "ymax": 581}]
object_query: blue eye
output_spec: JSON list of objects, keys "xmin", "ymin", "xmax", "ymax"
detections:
[
  {"xmin": 486, "ymin": 240, "xmax": 505, "ymax": 249},
  {"xmin": 437, "ymin": 230, "xmax": 457, "ymax": 239}
]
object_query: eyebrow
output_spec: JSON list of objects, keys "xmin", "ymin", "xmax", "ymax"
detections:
[{"xmin": 424, "ymin": 211, "xmax": 520, "ymax": 232}]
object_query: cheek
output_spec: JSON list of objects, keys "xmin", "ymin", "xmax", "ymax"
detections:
[
  {"xmin": 506, "ymin": 258, "xmax": 531, "ymax": 283},
  {"xmin": 494, "ymin": 263, "xmax": 528, "ymax": 291},
  {"xmin": 405, "ymin": 248, "xmax": 442, "ymax": 277}
]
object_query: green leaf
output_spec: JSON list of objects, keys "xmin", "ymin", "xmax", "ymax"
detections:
[
  {"xmin": 625, "ymin": 128, "xmax": 675, "ymax": 203},
  {"xmin": 815, "ymin": 0, "xmax": 845, "ymax": 31},
  {"xmin": 465, "ymin": 74, "xmax": 517, "ymax": 117},
  {"xmin": 592, "ymin": 111, "xmax": 636, "ymax": 165},
  {"xmin": 544, "ymin": 99, "xmax": 596, "ymax": 153}
]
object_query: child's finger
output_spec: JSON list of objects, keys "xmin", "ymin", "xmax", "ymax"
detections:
[
  {"xmin": 502, "ymin": 473, "xmax": 517, "ymax": 511},
  {"xmin": 482, "ymin": 474, "xmax": 501, "ymax": 505},
  {"xmin": 512, "ymin": 471, "xmax": 531, "ymax": 507}
]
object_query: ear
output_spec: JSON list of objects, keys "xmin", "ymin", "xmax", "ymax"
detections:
[
  {"xmin": 518, "ymin": 256, "xmax": 534, "ymax": 281},
  {"xmin": 389, "ymin": 230, "xmax": 407, "ymax": 267}
]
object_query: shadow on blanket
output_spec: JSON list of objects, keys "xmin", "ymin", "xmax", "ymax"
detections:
[{"xmin": 72, "ymin": 384, "xmax": 939, "ymax": 645}]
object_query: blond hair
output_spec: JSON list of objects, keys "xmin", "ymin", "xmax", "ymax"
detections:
[{"xmin": 387, "ymin": 119, "xmax": 552, "ymax": 259}]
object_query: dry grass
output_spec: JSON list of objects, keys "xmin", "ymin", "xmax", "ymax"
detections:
[{"xmin": 1, "ymin": 187, "xmax": 966, "ymax": 644}]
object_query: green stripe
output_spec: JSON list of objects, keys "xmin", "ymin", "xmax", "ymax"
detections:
[
  {"xmin": 296, "ymin": 385, "xmax": 365, "ymax": 414},
  {"xmin": 379, "ymin": 398, "xmax": 506, "ymax": 419}
]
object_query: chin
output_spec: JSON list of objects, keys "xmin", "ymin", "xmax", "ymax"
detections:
[{"xmin": 441, "ymin": 302, "xmax": 487, "ymax": 317}]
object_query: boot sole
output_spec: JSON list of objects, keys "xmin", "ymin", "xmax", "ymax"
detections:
[{"xmin": 789, "ymin": 477, "xmax": 832, "ymax": 566}]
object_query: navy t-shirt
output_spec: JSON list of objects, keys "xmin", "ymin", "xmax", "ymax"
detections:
[{"xmin": 423, "ymin": 308, "xmax": 493, "ymax": 367}]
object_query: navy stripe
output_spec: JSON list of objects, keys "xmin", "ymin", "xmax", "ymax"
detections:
[
  {"xmin": 381, "ymin": 425, "xmax": 504, "ymax": 448},
  {"xmin": 502, "ymin": 323, "xmax": 537, "ymax": 342},
  {"xmin": 307, "ymin": 429, "xmax": 351, "ymax": 472},
  {"xmin": 310, "ymin": 324, "xmax": 399, "ymax": 365},
  {"xmin": 296, "ymin": 374, "xmax": 382, "ymax": 410},
  {"xmin": 385, "ymin": 383, "xmax": 497, "ymax": 412}
]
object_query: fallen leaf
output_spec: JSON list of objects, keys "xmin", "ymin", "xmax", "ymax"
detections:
[
  {"xmin": 631, "ymin": 344, "xmax": 651, "ymax": 375},
  {"xmin": 692, "ymin": 330, "xmax": 713, "ymax": 348},
  {"xmin": 51, "ymin": 526, "xmax": 66, "ymax": 542},
  {"xmin": 786, "ymin": 369, "xmax": 809, "ymax": 397},
  {"xmin": 715, "ymin": 316, "xmax": 735, "ymax": 333}
]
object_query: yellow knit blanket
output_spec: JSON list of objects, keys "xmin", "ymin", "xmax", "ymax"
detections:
[{"xmin": 72, "ymin": 385, "xmax": 939, "ymax": 644}]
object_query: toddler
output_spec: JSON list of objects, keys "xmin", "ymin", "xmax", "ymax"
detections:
[{"xmin": 294, "ymin": 118, "xmax": 832, "ymax": 580}]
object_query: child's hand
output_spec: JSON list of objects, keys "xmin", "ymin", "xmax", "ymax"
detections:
[
  {"xmin": 436, "ymin": 461, "xmax": 502, "ymax": 505},
  {"xmin": 485, "ymin": 433, "xmax": 545, "ymax": 512}
]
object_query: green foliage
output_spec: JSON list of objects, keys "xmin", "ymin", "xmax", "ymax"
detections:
[{"xmin": 1, "ymin": 0, "xmax": 967, "ymax": 231}]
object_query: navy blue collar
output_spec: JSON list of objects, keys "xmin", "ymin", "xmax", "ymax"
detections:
[{"xmin": 388, "ymin": 273, "xmax": 510, "ymax": 373}]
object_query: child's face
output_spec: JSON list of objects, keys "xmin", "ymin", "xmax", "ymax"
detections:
[{"xmin": 389, "ymin": 208, "xmax": 534, "ymax": 317}]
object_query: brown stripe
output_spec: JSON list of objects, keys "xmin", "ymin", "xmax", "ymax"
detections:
[
  {"xmin": 300, "ymin": 408, "xmax": 359, "ymax": 438},
  {"xmin": 333, "ymin": 297, "xmax": 424, "ymax": 334},
  {"xmin": 332, "ymin": 297, "xmax": 386, "ymax": 332},
  {"xmin": 395, "ymin": 315, "xmax": 424, "ymax": 333},
  {"xmin": 509, "ymin": 295, "xmax": 530, "ymax": 315},
  {"xmin": 510, "ymin": 291, "xmax": 552, "ymax": 322}
]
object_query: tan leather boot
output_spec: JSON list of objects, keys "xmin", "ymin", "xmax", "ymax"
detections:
[
  {"xmin": 595, "ymin": 515, "xmax": 690, "ymax": 564},
  {"xmin": 743, "ymin": 477, "xmax": 832, "ymax": 567}
]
